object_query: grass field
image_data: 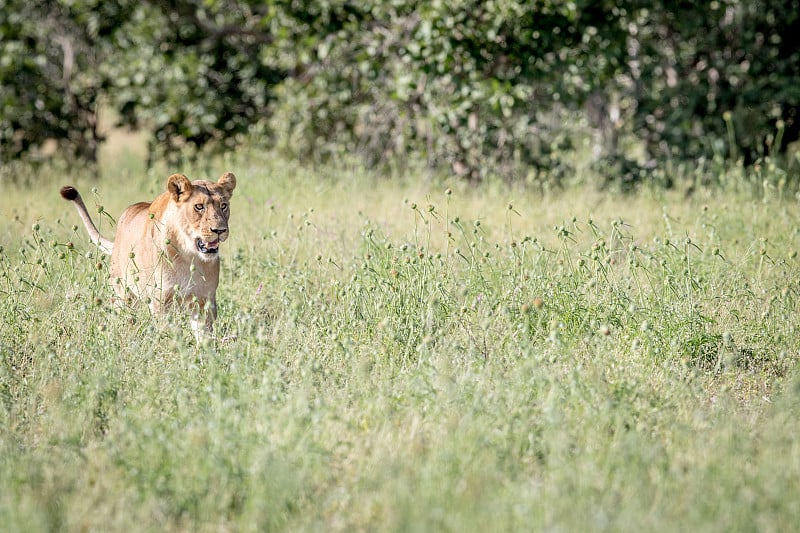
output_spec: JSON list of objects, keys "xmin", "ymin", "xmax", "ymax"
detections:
[{"xmin": 2, "ymin": 155, "xmax": 800, "ymax": 531}]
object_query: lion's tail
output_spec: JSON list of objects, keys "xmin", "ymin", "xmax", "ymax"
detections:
[{"xmin": 60, "ymin": 186, "xmax": 114, "ymax": 255}]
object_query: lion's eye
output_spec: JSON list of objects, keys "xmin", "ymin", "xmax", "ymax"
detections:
[
  {"xmin": 220, "ymin": 203, "xmax": 228, "ymax": 211},
  {"xmin": 194, "ymin": 204, "xmax": 205, "ymax": 212}
]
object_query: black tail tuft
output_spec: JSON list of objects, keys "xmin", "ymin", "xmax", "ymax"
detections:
[{"xmin": 60, "ymin": 186, "xmax": 79, "ymax": 201}]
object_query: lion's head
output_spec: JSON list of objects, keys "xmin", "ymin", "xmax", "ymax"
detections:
[{"xmin": 165, "ymin": 172, "xmax": 237, "ymax": 261}]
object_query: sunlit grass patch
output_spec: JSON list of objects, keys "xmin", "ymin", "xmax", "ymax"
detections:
[{"xmin": 2, "ymin": 157, "xmax": 800, "ymax": 531}]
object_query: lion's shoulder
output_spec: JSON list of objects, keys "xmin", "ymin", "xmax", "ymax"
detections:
[{"xmin": 117, "ymin": 201, "xmax": 153, "ymax": 226}]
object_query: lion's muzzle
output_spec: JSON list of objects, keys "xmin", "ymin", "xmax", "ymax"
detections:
[{"xmin": 196, "ymin": 238, "xmax": 220, "ymax": 254}]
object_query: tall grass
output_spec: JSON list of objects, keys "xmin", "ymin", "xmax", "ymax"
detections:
[{"xmin": 2, "ymin": 156, "xmax": 800, "ymax": 531}]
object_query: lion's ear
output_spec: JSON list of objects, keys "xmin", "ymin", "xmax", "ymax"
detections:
[
  {"xmin": 167, "ymin": 174, "xmax": 193, "ymax": 203},
  {"xmin": 217, "ymin": 172, "xmax": 237, "ymax": 195}
]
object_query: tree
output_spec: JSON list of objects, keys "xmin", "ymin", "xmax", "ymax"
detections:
[
  {"xmin": 0, "ymin": 0, "xmax": 129, "ymax": 163},
  {"xmin": 629, "ymin": 0, "xmax": 800, "ymax": 165},
  {"xmin": 268, "ymin": 0, "xmax": 630, "ymax": 180},
  {"xmin": 2, "ymin": 0, "xmax": 799, "ymax": 185},
  {"xmin": 107, "ymin": 0, "xmax": 284, "ymax": 163}
]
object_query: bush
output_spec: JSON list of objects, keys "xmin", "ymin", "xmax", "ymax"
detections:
[{"xmin": 2, "ymin": 0, "xmax": 799, "ymax": 185}]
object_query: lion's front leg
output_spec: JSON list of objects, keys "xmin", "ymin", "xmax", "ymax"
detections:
[
  {"xmin": 205, "ymin": 298, "xmax": 218, "ymax": 330},
  {"xmin": 189, "ymin": 296, "xmax": 217, "ymax": 341}
]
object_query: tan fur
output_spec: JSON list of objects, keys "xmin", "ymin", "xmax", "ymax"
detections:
[{"xmin": 60, "ymin": 172, "xmax": 237, "ymax": 334}]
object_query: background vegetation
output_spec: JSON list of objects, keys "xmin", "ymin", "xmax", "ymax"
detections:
[
  {"xmin": 2, "ymin": 155, "xmax": 800, "ymax": 530},
  {"xmin": 2, "ymin": 0, "xmax": 799, "ymax": 185}
]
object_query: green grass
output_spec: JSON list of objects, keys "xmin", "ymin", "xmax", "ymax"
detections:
[{"xmin": 2, "ymin": 156, "xmax": 800, "ymax": 531}]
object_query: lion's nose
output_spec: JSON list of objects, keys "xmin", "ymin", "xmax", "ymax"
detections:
[{"xmin": 211, "ymin": 228, "xmax": 227, "ymax": 235}]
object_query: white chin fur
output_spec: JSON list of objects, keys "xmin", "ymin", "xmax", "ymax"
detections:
[{"xmin": 174, "ymin": 232, "xmax": 219, "ymax": 261}]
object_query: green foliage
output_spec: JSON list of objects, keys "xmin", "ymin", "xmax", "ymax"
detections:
[
  {"xmin": 630, "ymin": 0, "xmax": 800, "ymax": 164},
  {"xmin": 269, "ymin": 0, "xmax": 627, "ymax": 180},
  {"xmin": 2, "ymin": 1, "xmax": 800, "ymax": 183},
  {"xmin": 108, "ymin": 1, "xmax": 283, "ymax": 162},
  {"xmin": 0, "ymin": 0, "xmax": 128, "ymax": 162}
]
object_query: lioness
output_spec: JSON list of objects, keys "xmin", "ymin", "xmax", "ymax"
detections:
[{"xmin": 60, "ymin": 172, "xmax": 237, "ymax": 335}]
